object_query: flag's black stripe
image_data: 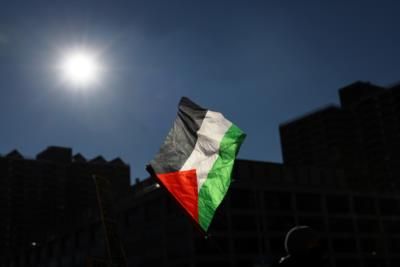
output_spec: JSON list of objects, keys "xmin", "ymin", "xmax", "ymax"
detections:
[{"xmin": 150, "ymin": 97, "xmax": 208, "ymax": 174}]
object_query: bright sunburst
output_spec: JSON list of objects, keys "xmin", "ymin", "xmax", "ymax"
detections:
[{"xmin": 60, "ymin": 50, "xmax": 101, "ymax": 88}]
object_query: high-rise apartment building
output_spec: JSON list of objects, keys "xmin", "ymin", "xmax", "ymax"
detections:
[{"xmin": 280, "ymin": 81, "xmax": 400, "ymax": 191}]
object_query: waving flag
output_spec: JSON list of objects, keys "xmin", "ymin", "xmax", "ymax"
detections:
[{"xmin": 147, "ymin": 97, "xmax": 245, "ymax": 232}]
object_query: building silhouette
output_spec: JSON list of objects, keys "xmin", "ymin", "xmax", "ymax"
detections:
[
  {"xmin": 280, "ymin": 81, "xmax": 400, "ymax": 191},
  {"xmin": 3, "ymin": 81, "xmax": 400, "ymax": 267},
  {"xmin": 4, "ymin": 159, "xmax": 400, "ymax": 267},
  {"xmin": 0, "ymin": 146, "xmax": 130, "ymax": 262}
]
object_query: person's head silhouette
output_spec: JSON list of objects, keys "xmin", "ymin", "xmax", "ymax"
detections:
[{"xmin": 279, "ymin": 226, "xmax": 324, "ymax": 266}]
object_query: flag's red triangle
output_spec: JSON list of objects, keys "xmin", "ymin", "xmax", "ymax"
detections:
[{"xmin": 156, "ymin": 169, "xmax": 198, "ymax": 222}]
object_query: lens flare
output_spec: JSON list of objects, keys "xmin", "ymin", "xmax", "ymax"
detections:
[{"xmin": 60, "ymin": 51, "xmax": 101, "ymax": 87}]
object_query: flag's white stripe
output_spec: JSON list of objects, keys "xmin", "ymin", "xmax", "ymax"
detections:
[{"xmin": 180, "ymin": 110, "xmax": 232, "ymax": 192}]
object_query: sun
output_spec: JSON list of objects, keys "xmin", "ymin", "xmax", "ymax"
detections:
[{"xmin": 60, "ymin": 50, "xmax": 101, "ymax": 88}]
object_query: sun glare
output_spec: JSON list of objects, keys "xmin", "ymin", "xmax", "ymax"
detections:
[{"xmin": 60, "ymin": 50, "xmax": 101, "ymax": 88}]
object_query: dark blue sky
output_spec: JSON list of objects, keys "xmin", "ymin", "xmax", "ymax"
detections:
[{"xmin": 0, "ymin": 0, "xmax": 399, "ymax": 180}]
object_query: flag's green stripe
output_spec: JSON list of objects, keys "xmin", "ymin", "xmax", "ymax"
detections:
[{"xmin": 198, "ymin": 124, "xmax": 246, "ymax": 231}]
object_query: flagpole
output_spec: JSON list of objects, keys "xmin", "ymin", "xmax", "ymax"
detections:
[{"xmin": 93, "ymin": 175, "xmax": 114, "ymax": 266}]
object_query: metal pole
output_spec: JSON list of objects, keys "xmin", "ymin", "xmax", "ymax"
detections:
[{"xmin": 93, "ymin": 175, "xmax": 114, "ymax": 267}]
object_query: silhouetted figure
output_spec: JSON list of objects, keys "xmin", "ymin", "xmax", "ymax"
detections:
[{"xmin": 278, "ymin": 226, "xmax": 325, "ymax": 267}]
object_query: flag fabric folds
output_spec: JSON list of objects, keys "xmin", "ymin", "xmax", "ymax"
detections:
[{"xmin": 147, "ymin": 97, "xmax": 246, "ymax": 232}]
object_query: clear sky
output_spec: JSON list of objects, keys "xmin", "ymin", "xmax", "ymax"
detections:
[{"xmin": 0, "ymin": 0, "xmax": 399, "ymax": 180}]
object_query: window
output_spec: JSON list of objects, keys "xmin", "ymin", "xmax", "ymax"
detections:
[
  {"xmin": 232, "ymin": 214, "xmax": 258, "ymax": 232},
  {"xmin": 194, "ymin": 236, "xmax": 229, "ymax": 256},
  {"xmin": 391, "ymin": 259, "xmax": 400, "ymax": 267},
  {"xmin": 141, "ymin": 258, "xmax": 163, "ymax": 267},
  {"xmin": 326, "ymin": 195, "xmax": 350, "ymax": 213},
  {"xmin": 329, "ymin": 218, "xmax": 354, "ymax": 233},
  {"xmin": 383, "ymin": 220, "xmax": 400, "ymax": 234},
  {"xmin": 60, "ymin": 236, "xmax": 66, "ymax": 254},
  {"xmin": 264, "ymin": 192, "xmax": 292, "ymax": 211},
  {"xmin": 364, "ymin": 258, "xmax": 387, "ymax": 267},
  {"xmin": 230, "ymin": 189, "xmax": 255, "ymax": 210},
  {"xmin": 167, "ymin": 241, "xmax": 191, "ymax": 258},
  {"xmin": 389, "ymin": 238, "xmax": 400, "ymax": 253},
  {"xmin": 360, "ymin": 238, "xmax": 383, "ymax": 253},
  {"xmin": 266, "ymin": 216, "xmax": 295, "ymax": 232},
  {"xmin": 234, "ymin": 236, "xmax": 259, "ymax": 254},
  {"xmin": 357, "ymin": 219, "xmax": 380, "ymax": 233},
  {"xmin": 47, "ymin": 242, "xmax": 53, "ymax": 258},
  {"xmin": 296, "ymin": 193, "xmax": 322, "ymax": 212},
  {"xmin": 353, "ymin": 196, "xmax": 376, "ymax": 215},
  {"xmin": 332, "ymin": 239, "xmax": 357, "ymax": 253},
  {"xmin": 298, "ymin": 216, "xmax": 326, "ymax": 232},
  {"xmin": 335, "ymin": 258, "xmax": 360, "ymax": 267},
  {"xmin": 196, "ymin": 260, "xmax": 231, "ymax": 267},
  {"xmin": 379, "ymin": 197, "xmax": 400, "ymax": 215}
]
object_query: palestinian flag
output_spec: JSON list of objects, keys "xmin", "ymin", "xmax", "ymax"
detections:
[{"xmin": 147, "ymin": 97, "xmax": 246, "ymax": 232}]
